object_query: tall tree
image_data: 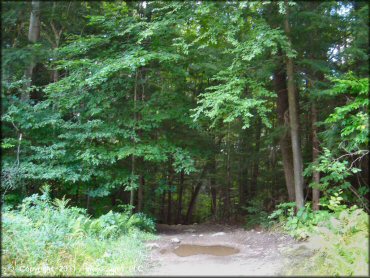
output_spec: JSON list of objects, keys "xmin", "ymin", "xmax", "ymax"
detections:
[
  {"xmin": 283, "ymin": 0, "xmax": 304, "ymax": 209},
  {"xmin": 23, "ymin": 0, "xmax": 40, "ymax": 100},
  {"xmin": 311, "ymin": 99, "xmax": 320, "ymax": 210},
  {"xmin": 274, "ymin": 61, "xmax": 295, "ymax": 201}
]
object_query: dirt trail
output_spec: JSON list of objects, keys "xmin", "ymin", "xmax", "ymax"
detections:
[{"xmin": 139, "ymin": 223, "xmax": 312, "ymax": 276}]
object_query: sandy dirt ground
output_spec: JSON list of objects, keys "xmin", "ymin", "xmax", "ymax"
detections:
[{"xmin": 138, "ymin": 223, "xmax": 313, "ymax": 276}]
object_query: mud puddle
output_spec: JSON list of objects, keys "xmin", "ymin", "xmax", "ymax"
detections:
[{"xmin": 173, "ymin": 244, "xmax": 240, "ymax": 257}]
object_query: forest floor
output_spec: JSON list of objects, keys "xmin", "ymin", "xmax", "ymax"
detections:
[{"xmin": 139, "ymin": 223, "xmax": 315, "ymax": 276}]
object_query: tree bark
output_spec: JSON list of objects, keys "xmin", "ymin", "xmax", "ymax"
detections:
[
  {"xmin": 23, "ymin": 1, "xmax": 41, "ymax": 100},
  {"xmin": 250, "ymin": 118, "xmax": 262, "ymax": 197},
  {"xmin": 284, "ymin": 0, "xmax": 304, "ymax": 209},
  {"xmin": 28, "ymin": 1, "xmax": 41, "ymax": 43},
  {"xmin": 167, "ymin": 190, "xmax": 172, "ymax": 224},
  {"xmin": 176, "ymin": 170, "xmax": 184, "ymax": 224},
  {"xmin": 185, "ymin": 183, "xmax": 202, "ymax": 225},
  {"xmin": 210, "ymin": 156, "xmax": 217, "ymax": 218},
  {"xmin": 274, "ymin": 63, "xmax": 296, "ymax": 201},
  {"xmin": 224, "ymin": 125, "xmax": 232, "ymax": 220},
  {"xmin": 185, "ymin": 168, "xmax": 206, "ymax": 224},
  {"xmin": 137, "ymin": 175, "xmax": 144, "ymax": 212},
  {"xmin": 167, "ymin": 164, "xmax": 174, "ymax": 224},
  {"xmin": 311, "ymin": 101, "xmax": 320, "ymax": 210},
  {"xmin": 211, "ymin": 186, "xmax": 217, "ymax": 217},
  {"xmin": 160, "ymin": 190, "xmax": 166, "ymax": 223},
  {"xmin": 130, "ymin": 70, "xmax": 139, "ymax": 208}
]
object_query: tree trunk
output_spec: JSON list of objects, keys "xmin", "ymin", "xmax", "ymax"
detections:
[
  {"xmin": 210, "ymin": 156, "xmax": 217, "ymax": 218},
  {"xmin": 250, "ymin": 118, "xmax": 262, "ymax": 197},
  {"xmin": 224, "ymin": 125, "xmax": 232, "ymax": 220},
  {"xmin": 211, "ymin": 186, "xmax": 217, "ymax": 217},
  {"xmin": 130, "ymin": 154, "xmax": 135, "ymax": 208},
  {"xmin": 167, "ymin": 162, "xmax": 174, "ymax": 224},
  {"xmin": 167, "ymin": 190, "xmax": 172, "ymax": 224},
  {"xmin": 284, "ymin": 0, "xmax": 304, "ymax": 209},
  {"xmin": 274, "ymin": 63, "xmax": 296, "ymax": 201},
  {"xmin": 136, "ymin": 68, "xmax": 146, "ymax": 212},
  {"xmin": 75, "ymin": 184, "xmax": 80, "ymax": 205},
  {"xmin": 176, "ymin": 170, "xmax": 184, "ymax": 224},
  {"xmin": 23, "ymin": 1, "xmax": 41, "ymax": 100},
  {"xmin": 185, "ymin": 169, "xmax": 206, "ymax": 224},
  {"xmin": 185, "ymin": 183, "xmax": 202, "ymax": 225},
  {"xmin": 137, "ymin": 175, "xmax": 144, "ymax": 212},
  {"xmin": 111, "ymin": 191, "xmax": 116, "ymax": 207},
  {"xmin": 160, "ymin": 191, "xmax": 166, "ymax": 223},
  {"xmin": 28, "ymin": 1, "xmax": 41, "ymax": 43},
  {"xmin": 86, "ymin": 194, "xmax": 90, "ymax": 214},
  {"xmin": 130, "ymin": 71, "xmax": 139, "ymax": 208},
  {"xmin": 311, "ymin": 101, "xmax": 320, "ymax": 210},
  {"xmin": 239, "ymin": 167, "xmax": 247, "ymax": 208}
]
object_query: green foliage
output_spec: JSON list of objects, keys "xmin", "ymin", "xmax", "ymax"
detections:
[
  {"xmin": 284, "ymin": 207, "xmax": 369, "ymax": 276},
  {"xmin": 273, "ymin": 189, "xmax": 368, "ymax": 276},
  {"xmin": 270, "ymin": 190, "xmax": 360, "ymax": 240},
  {"xmin": 2, "ymin": 187, "xmax": 156, "ymax": 275},
  {"xmin": 126, "ymin": 213, "xmax": 156, "ymax": 234},
  {"xmin": 323, "ymin": 75, "xmax": 368, "ymax": 152},
  {"xmin": 304, "ymin": 148, "xmax": 357, "ymax": 195},
  {"xmin": 1, "ymin": 7, "xmax": 368, "ymax": 277},
  {"xmin": 304, "ymin": 75, "xmax": 369, "ymax": 210},
  {"xmin": 320, "ymin": 189, "xmax": 348, "ymax": 214},
  {"xmin": 269, "ymin": 202, "xmax": 328, "ymax": 239},
  {"xmin": 243, "ymin": 191, "xmax": 274, "ymax": 229}
]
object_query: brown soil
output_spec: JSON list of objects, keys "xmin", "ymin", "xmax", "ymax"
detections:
[{"xmin": 139, "ymin": 223, "xmax": 312, "ymax": 276}]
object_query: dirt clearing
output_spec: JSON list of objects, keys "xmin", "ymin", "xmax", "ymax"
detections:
[{"xmin": 139, "ymin": 223, "xmax": 313, "ymax": 276}]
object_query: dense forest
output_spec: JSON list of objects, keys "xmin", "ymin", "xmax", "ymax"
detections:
[{"xmin": 1, "ymin": 1, "xmax": 368, "ymax": 276}]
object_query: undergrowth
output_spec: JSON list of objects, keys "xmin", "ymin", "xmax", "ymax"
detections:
[
  {"xmin": 2, "ymin": 185, "xmax": 156, "ymax": 276},
  {"xmin": 268, "ymin": 190, "xmax": 369, "ymax": 276}
]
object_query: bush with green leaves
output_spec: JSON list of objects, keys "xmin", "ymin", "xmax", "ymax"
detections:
[
  {"xmin": 284, "ymin": 206, "xmax": 368, "ymax": 276},
  {"xmin": 268, "ymin": 201, "xmax": 331, "ymax": 239},
  {"xmin": 271, "ymin": 190, "xmax": 369, "ymax": 276},
  {"xmin": 304, "ymin": 75, "xmax": 369, "ymax": 210},
  {"xmin": 2, "ymin": 186, "xmax": 156, "ymax": 276}
]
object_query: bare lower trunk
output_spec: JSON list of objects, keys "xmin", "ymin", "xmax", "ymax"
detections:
[
  {"xmin": 185, "ymin": 169, "xmax": 206, "ymax": 224},
  {"xmin": 250, "ymin": 118, "xmax": 262, "ymax": 197},
  {"xmin": 311, "ymin": 101, "xmax": 320, "ymax": 210},
  {"xmin": 210, "ymin": 157, "xmax": 217, "ymax": 218},
  {"xmin": 137, "ymin": 175, "xmax": 144, "ymax": 212},
  {"xmin": 211, "ymin": 186, "xmax": 217, "ymax": 217},
  {"xmin": 75, "ymin": 184, "xmax": 80, "ymax": 204},
  {"xmin": 130, "ymin": 155, "xmax": 135, "ymax": 208},
  {"xmin": 167, "ymin": 163, "xmax": 174, "ymax": 224},
  {"xmin": 167, "ymin": 190, "xmax": 172, "ymax": 224},
  {"xmin": 274, "ymin": 63, "xmax": 296, "ymax": 201},
  {"xmin": 130, "ymin": 71, "xmax": 139, "ymax": 208},
  {"xmin": 284, "ymin": 0, "xmax": 304, "ymax": 209},
  {"xmin": 160, "ymin": 191, "xmax": 166, "ymax": 223},
  {"xmin": 86, "ymin": 194, "xmax": 90, "ymax": 213},
  {"xmin": 185, "ymin": 183, "xmax": 201, "ymax": 224},
  {"xmin": 52, "ymin": 70, "xmax": 59, "ymax": 82},
  {"xmin": 176, "ymin": 170, "xmax": 184, "ymax": 224}
]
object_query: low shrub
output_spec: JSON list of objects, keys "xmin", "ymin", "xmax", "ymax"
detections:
[
  {"xmin": 268, "ymin": 201, "xmax": 331, "ymax": 239},
  {"xmin": 270, "ymin": 191, "xmax": 369, "ymax": 276},
  {"xmin": 2, "ymin": 186, "xmax": 156, "ymax": 276},
  {"xmin": 284, "ymin": 206, "xmax": 368, "ymax": 276}
]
